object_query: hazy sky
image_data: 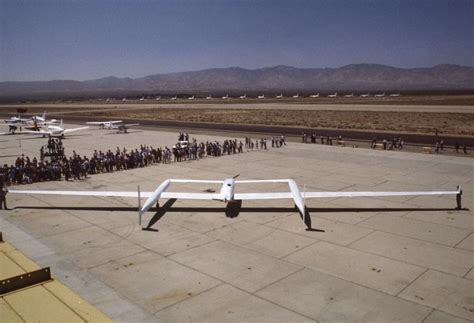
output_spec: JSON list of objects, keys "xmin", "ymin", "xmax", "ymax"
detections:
[{"xmin": 1, "ymin": 0, "xmax": 472, "ymax": 81}]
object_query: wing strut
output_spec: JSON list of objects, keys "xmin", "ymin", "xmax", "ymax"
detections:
[{"xmin": 138, "ymin": 185, "xmax": 142, "ymax": 226}]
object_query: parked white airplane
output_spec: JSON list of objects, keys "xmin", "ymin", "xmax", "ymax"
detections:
[
  {"xmin": 9, "ymin": 177, "xmax": 462, "ymax": 228},
  {"xmin": 390, "ymin": 93, "xmax": 401, "ymax": 97},
  {"xmin": 258, "ymin": 94, "xmax": 265, "ymax": 99},
  {"xmin": 309, "ymin": 93, "xmax": 320, "ymax": 98},
  {"xmin": 111, "ymin": 123, "xmax": 140, "ymax": 133},
  {"xmin": 155, "ymin": 96, "xmax": 161, "ymax": 101},
  {"xmin": 4, "ymin": 115, "xmax": 29, "ymax": 125},
  {"xmin": 22, "ymin": 120, "xmax": 89, "ymax": 138},
  {"xmin": 239, "ymin": 94, "xmax": 247, "ymax": 99},
  {"xmin": 171, "ymin": 96, "xmax": 177, "ymax": 100},
  {"xmin": 276, "ymin": 93, "xmax": 283, "ymax": 99},
  {"xmin": 86, "ymin": 120, "xmax": 123, "ymax": 129},
  {"xmin": 188, "ymin": 96, "xmax": 195, "ymax": 100},
  {"xmin": 222, "ymin": 94, "xmax": 229, "ymax": 100},
  {"xmin": 122, "ymin": 97, "xmax": 127, "ymax": 102},
  {"xmin": 375, "ymin": 93, "xmax": 386, "ymax": 97},
  {"xmin": 293, "ymin": 93, "xmax": 300, "ymax": 98},
  {"xmin": 360, "ymin": 93, "xmax": 370, "ymax": 97},
  {"xmin": 139, "ymin": 97, "xmax": 145, "ymax": 101},
  {"xmin": 206, "ymin": 95, "xmax": 212, "ymax": 100},
  {"xmin": 344, "ymin": 93, "xmax": 354, "ymax": 98},
  {"xmin": 328, "ymin": 93, "xmax": 338, "ymax": 98}
]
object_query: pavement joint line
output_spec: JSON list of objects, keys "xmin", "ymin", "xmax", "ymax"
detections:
[
  {"xmin": 463, "ymin": 267, "xmax": 474, "ymax": 280},
  {"xmin": 151, "ymin": 282, "xmax": 227, "ymax": 315},
  {"xmin": 395, "ymin": 267, "xmax": 430, "ymax": 297},
  {"xmin": 343, "ymin": 227, "xmax": 376, "ymax": 246},
  {"xmin": 246, "ymin": 268, "xmax": 322, "ymax": 322},
  {"xmin": 454, "ymin": 232, "xmax": 474, "ymax": 249},
  {"xmin": 348, "ymin": 234, "xmax": 474, "ymax": 279},
  {"xmin": 85, "ymin": 249, "xmax": 150, "ymax": 271},
  {"xmin": 420, "ymin": 308, "xmax": 436, "ymax": 323},
  {"xmin": 355, "ymin": 217, "xmax": 472, "ymax": 248}
]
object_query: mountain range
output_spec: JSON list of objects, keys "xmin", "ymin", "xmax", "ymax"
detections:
[{"xmin": 1, "ymin": 64, "xmax": 473, "ymax": 98}]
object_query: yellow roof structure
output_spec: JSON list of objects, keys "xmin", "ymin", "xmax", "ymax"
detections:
[{"xmin": 0, "ymin": 234, "xmax": 111, "ymax": 322}]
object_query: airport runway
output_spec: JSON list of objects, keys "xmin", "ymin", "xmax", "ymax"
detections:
[{"xmin": 1, "ymin": 126, "xmax": 473, "ymax": 322}]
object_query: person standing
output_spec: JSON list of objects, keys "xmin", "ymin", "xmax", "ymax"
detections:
[{"xmin": 0, "ymin": 179, "xmax": 8, "ymax": 210}]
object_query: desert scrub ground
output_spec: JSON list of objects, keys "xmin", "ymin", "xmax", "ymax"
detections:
[{"xmin": 84, "ymin": 108, "xmax": 474, "ymax": 136}]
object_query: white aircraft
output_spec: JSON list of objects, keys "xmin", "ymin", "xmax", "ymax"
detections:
[
  {"xmin": 206, "ymin": 95, "xmax": 212, "ymax": 100},
  {"xmin": 328, "ymin": 93, "xmax": 338, "ymax": 98},
  {"xmin": 139, "ymin": 97, "xmax": 145, "ymax": 101},
  {"xmin": 222, "ymin": 94, "xmax": 229, "ymax": 100},
  {"xmin": 171, "ymin": 96, "xmax": 177, "ymax": 100},
  {"xmin": 390, "ymin": 93, "xmax": 401, "ymax": 97},
  {"xmin": 375, "ymin": 93, "xmax": 386, "ymax": 97},
  {"xmin": 239, "ymin": 94, "xmax": 247, "ymax": 99},
  {"xmin": 122, "ymin": 97, "xmax": 127, "ymax": 102},
  {"xmin": 86, "ymin": 120, "xmax": 123, "ymax": 129},
  {"xmin": 155, "ymin": 96, "xmax": 161, "ymax": 101},
  {"xmin": 360, "ymin": 93, "xmax": 370, "ymax": 97},
  {"xmin": 110, "ymin": 123, "xmax": 140, "ymax": 133},
  {"xmin": 22, "ymin": 120, "xmax": 89, "ymax": 138},
  {"xmin": 258, "ymin": 94, "xmax": 265, "ymax": 99},
  {"xmin": 188, "ymin": 96, "xmax": 195, "ymax": 100},
  {"xmin": 4, "ymin": 115, "xmax": 29, "ymax": 125},
  {"xmin": 293, "ymin": 93, "xmax": 299, "ymax": 98},
  {"xmin": 309, "ymin": 93, "xmax": 320, "ymax": 98},
  {"xmin": 344, "ymin": 93, "xmax": 354, "ymax": 98},
  {"xmin": 31, "ymin": 111, "xmax": 58, "ymax": 125},
  {"xmin": 106, "ymin": 98, "xmax": 111, "ymax": 102},
  {"xmin": 9, "ymin": 177, "xmax": 463, "ymax": 229},
  {"xmin": 276, "ymin": 93, "xmax": 283, "ymax": 99}
]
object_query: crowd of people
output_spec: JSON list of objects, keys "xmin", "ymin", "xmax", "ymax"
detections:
[
  {"xmin": 301, "ymin": 132, "xmax": 344, "ymax": 146},
  {"xmin": 0, "ymin": 134, "xmax": 284, "ymax": 187},
  {"xmin": 371, "ymin": 137, "xmax": 405, "ymax": 150}
]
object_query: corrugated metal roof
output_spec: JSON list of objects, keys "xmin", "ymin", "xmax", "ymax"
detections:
[{"xmin": 0, "ymin": 237, "xmax": 112, "ymax": 322}]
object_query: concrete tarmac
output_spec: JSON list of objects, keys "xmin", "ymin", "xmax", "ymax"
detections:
[{"xmin": 1, "ymin": 126, "xmax": 473, "ymax": 322}]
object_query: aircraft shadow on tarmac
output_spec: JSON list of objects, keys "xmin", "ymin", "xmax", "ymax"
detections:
[{"xmin": 14, "ymin": 200, "xmax": 467, "ymax": 233}]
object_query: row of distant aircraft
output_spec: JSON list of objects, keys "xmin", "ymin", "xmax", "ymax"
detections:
[
  {"xmin": 119, "ymin": 92, "xmax": 401, "ymax": 101},
  {"xmin": 2, "ymin": 112, "xmax": 140, "ymax": 137}
]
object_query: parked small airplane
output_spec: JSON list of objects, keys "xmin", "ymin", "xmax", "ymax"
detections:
[
  {"xmin": 344, "ymin": 93, "xmax": 354, "ymax": 98},
  {"xmin": 206, "ymin": 95, "xmax": 212, "ymax": 100},
  {"xmin": 86, "ymin": 120, "xmax": 123, "ymax": 129},
  {"xmin": 139, "ymin": 97, "xmax": 145, "ymax": 101},
  {"xmin": 309, "ymin": 93, "xmax": 320, "ymax": 98},
  {"xmin": 293, "ymin": 93, "xmax": 299, "ymax": 98},
  {"xmin": 360, "ymin": 93, "xmax": 370, "ymax": 97},
  {"xmin": 111, "ymin": 123, "xmax": 140, "ymax": 133},
  {"xmin": 9, "ymin": 177, "xmax": 463, "ymax": 229},
  {"xmin": 276, "ymin": 93, "xmax": 283, "ymax": 99},
  {"xmin": 21, "ymin": 120, "xmax": 89, "ymax": 138},
  {"xmin": 375, "ymin": 93, "xmax": 386, "ymax": 97},
  {"xmin": 389, "ymin": 93, "xmax": 401, "ymax": 97},
  {"xmin": 122, "ymin": 97, "xmax": 127, "ymax": 102},
  {"xmin": 258, "ymin": 94, "xmax": 265, "ymax": 99},
  {"xmin": 188, "ymin": 96, "xmax": 195, "ymax": 100},
  {"xmin": 155, "ymin": 96, "xmax": 161, "ymax": 101},
  {"xmin": 328, "ymin": 93, "xmax": 338, "ymax": 98},
  {"xmin": 4, "ymin": 115, "xmax": 29, "ymax": 125},
  {"xmin": 239, "ymin": 94, "xmax": 247, "ymax": 99},
  {"xmin": 222, "ymin": 94, "xmax": 229, "ymax": 100},
  {"xmin": 171, "ymin": 96, "xmax": 177, "ymax": 100}
]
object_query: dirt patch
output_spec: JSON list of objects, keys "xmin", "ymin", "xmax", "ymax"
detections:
[{"xmin": 77, "ymin": 108, "xmax": 474, "ymax": 136}]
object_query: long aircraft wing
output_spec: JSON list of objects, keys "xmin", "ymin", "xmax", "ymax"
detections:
[
  {"xmin": 86, "ymin": 120, "xmax": 122, "ymax": 125},
  {"xmin": 63, "ymin": 126, "xmax": 90, "ymax": 134},
  {"xmin": 9, "ymin": 190, "xmax": 219, "ymax": 200},
  {"xmin": 20, "ymin": 130, "xmax": 53, "ymax": 136}
]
